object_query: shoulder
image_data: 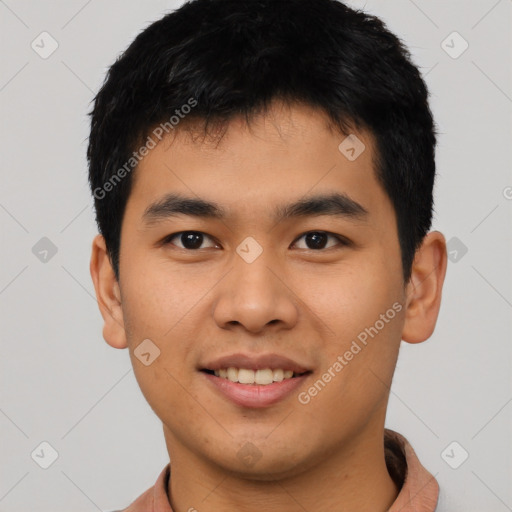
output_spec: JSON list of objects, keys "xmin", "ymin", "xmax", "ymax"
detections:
[
  {"xmin": 111, "ymin": 485, "xmax": 154, "ymax": 512},
  {"xmin": 109, "ymin": 464, "xmax": 171, "ymax": 512}
]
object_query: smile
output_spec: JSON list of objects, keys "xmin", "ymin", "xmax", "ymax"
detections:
[
  {"xmin": 201, "ymin": 369, "xmax": 311, "ymax": 408},
  {"xmin": 205, "ymin": 367, "xmax": 305, "ymax": 385}
]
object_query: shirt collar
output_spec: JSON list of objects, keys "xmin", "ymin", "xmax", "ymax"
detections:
[{"xmin": 385, "ymin": 428, "xmax": 439, "ymax": 511}]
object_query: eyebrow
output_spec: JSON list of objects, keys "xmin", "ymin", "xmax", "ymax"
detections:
[{"xmin": 142, "ymin": 192, "xmax": 369, "ymax": 226}]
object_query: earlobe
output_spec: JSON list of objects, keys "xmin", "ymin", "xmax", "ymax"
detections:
[
  {"xmin": 89, "ymin": 234, "xmax": 128, "ymax": 349},
  {"xmin": 401, "ymin": 231, "xmax": 448, "ymax": 344}
]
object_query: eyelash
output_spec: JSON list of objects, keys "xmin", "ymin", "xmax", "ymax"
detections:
[{"xmin": 161, "ymin": 230, "xmax": 351, "ymax": 251}]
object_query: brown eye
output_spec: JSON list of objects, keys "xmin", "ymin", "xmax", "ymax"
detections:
[
  {"xmin": 293, "ymin": 231, "xmax": 349, "ymax": 250},
  {"xmin": 163, "ymin": 231, "xmax": 218, "ymax": 250}
]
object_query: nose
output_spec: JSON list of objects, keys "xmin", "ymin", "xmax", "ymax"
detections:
[{"xmin": 212, "ymin": 251, "xmax": 299, "ymax": 334}]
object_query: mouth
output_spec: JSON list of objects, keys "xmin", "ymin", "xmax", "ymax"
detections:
[
  {"xmin": 200, "ymin": 367, "xmax": 310, "ymax": 385},
  {"xmin": 199, "ymin": 353, "xmax": 313, "ymax": 408}
]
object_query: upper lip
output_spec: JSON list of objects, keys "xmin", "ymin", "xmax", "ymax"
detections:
[{"xmin": 200, "ymin": 353, "xmax": 312, "ymax": 374}]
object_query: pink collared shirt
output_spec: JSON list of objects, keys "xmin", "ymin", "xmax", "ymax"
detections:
[{"xmin": 115, "ymin": 428, "xmax": 439, "ymax": 512}]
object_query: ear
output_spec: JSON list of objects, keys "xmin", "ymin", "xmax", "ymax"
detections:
[
  {"xmin": 402, "ymin": 231, "xmax": 448, "ymax": 344},
  {"xmin": 90, "ymin": 234, "xmax": 127, "ymax": 349}
]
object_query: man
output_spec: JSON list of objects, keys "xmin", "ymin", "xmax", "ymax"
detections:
[{"xmin": 88, "ymin": 0, "xmax": 448, "ymax": 510}]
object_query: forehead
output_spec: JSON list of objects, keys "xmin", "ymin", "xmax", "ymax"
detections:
[{"xmin": 126, "ymin": 102, "xmax": 393, "ymax": 227}]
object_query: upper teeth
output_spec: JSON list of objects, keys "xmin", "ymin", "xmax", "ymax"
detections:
[{"xmin": 213, "ymin": 368, "xmax": 294, "ymax": 385}]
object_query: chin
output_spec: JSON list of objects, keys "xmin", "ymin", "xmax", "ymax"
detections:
[{"xmin": 206, "ymin": 443, "xmax": 312, "ymax": 481}]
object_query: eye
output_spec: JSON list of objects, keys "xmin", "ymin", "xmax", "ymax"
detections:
[
  {"xmin": 162, "ymin": 231, "xmax": 219, "ymax": 250},
  {"xmin": 292, "ymin": 231, "xmax": 349, "ymax": 250},
  {"xmin": 162, "ymin": 230, "xmax": 350, "ymax": 251}
]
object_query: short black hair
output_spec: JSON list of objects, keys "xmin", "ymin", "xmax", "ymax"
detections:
[{"xmin": 87, "ymin": 0, "xmax": 437, "ymax": 284}]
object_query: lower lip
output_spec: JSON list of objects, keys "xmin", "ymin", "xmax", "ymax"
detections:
[{"xmin": 202, "ymin": 371, "xmax": 310, "ymax": 408}]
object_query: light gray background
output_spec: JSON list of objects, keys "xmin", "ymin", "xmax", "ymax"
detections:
[{"xmin": 1, "ymin": 1, "xmax": 511, "ymax": 511}]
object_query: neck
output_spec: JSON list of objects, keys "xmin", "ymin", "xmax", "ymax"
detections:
[{"xmin": 163, "ymin": 424, "xmax": 399, "ymax": 512}]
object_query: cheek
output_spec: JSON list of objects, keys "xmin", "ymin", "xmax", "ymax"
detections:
[
  {"xmin": 121, "ymin": 261, "xmax": 189, "ymax": 340},
  {"xmin": 305, "ymin": 263, "xmax": 400, "ymax": 334},
  {"xmin": 120, "ymin": 268, "xmax": 198, "ymax": 408},
  {"xmin": 297, "ymin": 274, "xmax": 403, "ymax": 436},
  {"xmin": 302, "ymin": 262, "xmax": 404, "ymax": 401},
  {"xmin": 121, "ymin": 269, "xmax": 200, "ymax": 420}
]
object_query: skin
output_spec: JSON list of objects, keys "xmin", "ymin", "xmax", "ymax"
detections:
[{"xmin": 90, "ymin": 101, "xmax": 447, "ymax": 512}]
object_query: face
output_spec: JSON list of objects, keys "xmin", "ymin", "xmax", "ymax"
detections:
[{"xmin": 96, "ymin": 102, "xmax": 418, "ymax": 479}]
